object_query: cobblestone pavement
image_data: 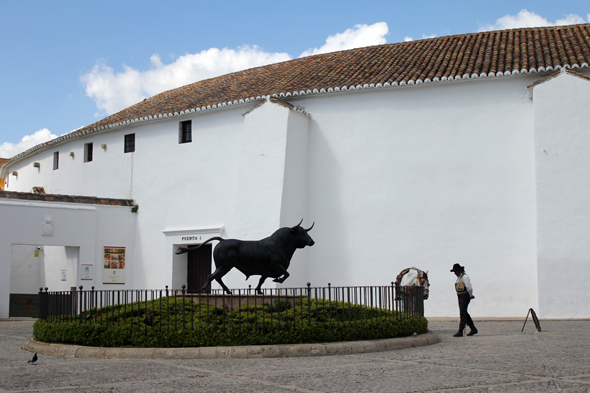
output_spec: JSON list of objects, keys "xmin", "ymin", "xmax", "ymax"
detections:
[{"xmin": 1, "ymin": 319, "xmax": 589, "ymax": 392}]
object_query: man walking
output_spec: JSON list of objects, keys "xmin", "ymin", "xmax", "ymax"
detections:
[{"xmin": 451, "ymin": 263, "xmax": 477, "ymax": 337}]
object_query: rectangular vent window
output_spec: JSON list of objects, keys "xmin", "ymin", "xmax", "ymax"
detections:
[
  {"xmin": 84, "ymin": 143, "xmax": 93, "ymax": 162},
  {"xmin": 179, "ymin": 120, "xmax": 192, "ymax": 144},
  {"xmin": 124, "ymin": 133, "xmax": 135, "ymax": 153}
]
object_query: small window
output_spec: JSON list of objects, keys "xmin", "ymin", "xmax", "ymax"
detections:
[
  {"xmin": 179, "ymin": 120, "xmax": 192, "ymax": 144},
  {"xmin": 53, "ymin": 151, "xmax": 59, "ymax": 170},
  {"xmin": 84, "ymin": 143, "xmax": 93, "ymax": 162},
  {"xmin": 124, "ymin": 133, "xmax": 135, "ymax": 153}
]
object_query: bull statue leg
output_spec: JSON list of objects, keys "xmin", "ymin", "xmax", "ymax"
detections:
[
  {"xmin": 201, "ymin": 265, "xmax": 233, "ymax": 294},
  {"xmin": 270, "ymin": 264, "xmax": 289, "ymax": 283},
  {"xmin": 272, "ymin": 271, "xmax": 289, "ymax": 283},
  {"xmin": 255, "ymin": 276, "xmax": 268, "ymax": 294}
]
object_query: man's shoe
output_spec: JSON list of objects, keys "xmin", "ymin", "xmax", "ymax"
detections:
[
  {"xmin": 467, "ymin": 328, "xmax": 478, "ymax": 336},
  {"xmin": 453, "ymin": 331, "xmax": 463, "ymax": 337}
]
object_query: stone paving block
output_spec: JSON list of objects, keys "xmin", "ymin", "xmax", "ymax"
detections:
[
  {"xmin": 308, "ymin": 343, "xmax": 327, "ymax": 356},
  {"xmin": 245, "ymin": 345, "xmax": 264, "ymax": 358},
  {"xmin": 196, "ymin": 346, "xmax": 217, "ymax": 359},
  {"xmin": 126, "ymin": 348, "xmax": 155, "ymax": 359},
  {"xmin": 104, "ymin": 347, "xmax": 122, "ymax": 359},
  {"xmin": 348, "ymin": 340, "xmax": 365, "ymax": 353},
  {"xmin": 76, "ymin": 346, "xmax": 106, "ymax": 358},
  {"xmin": 260, "ymin": 345, "xmax": 281, "ymax": 357},
  {"xmin": 325, "ymin": 341, "xmax": 351, "ymax": 355},
  {"xmin": 229, "ymin": 346, "xmax": 248, "ymax": 358},
  {"xmin": 178, "ymin": 348, "xmax": 198, "ymax": 359}
]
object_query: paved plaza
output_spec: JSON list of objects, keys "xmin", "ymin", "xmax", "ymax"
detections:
[{"xmin": 0, "ymin": 319, "xmax": 589, "ymax": 392}]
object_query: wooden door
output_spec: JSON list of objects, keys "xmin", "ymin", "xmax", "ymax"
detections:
[{"xmin": 187, "ymin": 244, "xmax": 212, "ymax": 293}]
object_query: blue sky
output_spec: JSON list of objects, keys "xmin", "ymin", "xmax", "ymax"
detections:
[{"xmin": 1, "ymin": 0, "xmax": 589, "ymax": 158}]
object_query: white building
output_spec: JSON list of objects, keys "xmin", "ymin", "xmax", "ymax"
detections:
[{"xmin": 2, "ymin": 23, "xmax": 590, "ymax": 319}]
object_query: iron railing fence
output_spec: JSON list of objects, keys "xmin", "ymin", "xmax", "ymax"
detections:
[{"xmin": 38, "ymin": 283, "xmax": 424, "ymax": 332}]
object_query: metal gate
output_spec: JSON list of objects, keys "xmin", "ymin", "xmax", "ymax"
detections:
[{"xmin": 9, "ymin": 294, "xmax": 40, "ymax": 318}]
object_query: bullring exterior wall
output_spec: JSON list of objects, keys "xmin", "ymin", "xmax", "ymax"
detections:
[
  {"xmin": 532, "ymin": 71, "xmax": 590, "ymax": 318},
  {"xmin": 2, "ymin": 68, "xmax": 590, "ymax": 318}
]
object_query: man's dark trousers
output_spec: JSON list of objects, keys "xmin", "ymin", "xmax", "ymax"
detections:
[{"xmin": 458, "ymin": 293, "xmax": 474, "ymax": 331}]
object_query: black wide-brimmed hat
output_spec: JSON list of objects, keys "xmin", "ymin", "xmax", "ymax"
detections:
[{"xmin": 450, "ymin": 263, "xmax": 464, "ymax": 273}]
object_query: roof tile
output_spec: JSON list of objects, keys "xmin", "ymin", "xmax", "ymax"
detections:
[{"xmin": 0, "ymin": 191, "xmax": 136, "ymax": 207}]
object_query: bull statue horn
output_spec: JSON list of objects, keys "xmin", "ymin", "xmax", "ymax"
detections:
[
  {"xmin": 293, "ymin": 219, "xmax": 304, "ymax": 228},
  {"xmin": 305, "ymin": 222, "xmax": 315, "ymax": 232}
]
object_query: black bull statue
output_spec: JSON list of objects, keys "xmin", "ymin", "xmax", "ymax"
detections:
[{"xmin": 175, "ymin": 221, "xmax": 315, "ymax": 294}]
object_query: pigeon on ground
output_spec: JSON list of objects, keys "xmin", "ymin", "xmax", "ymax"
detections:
[{"xmin": 27, "ymin": 353, "xmax": 37, "ymax": 364}]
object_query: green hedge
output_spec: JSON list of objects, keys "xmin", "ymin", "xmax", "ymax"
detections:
[{"xmin": 34, "ymin": 297, "xmax": 427, "ymax": 348}]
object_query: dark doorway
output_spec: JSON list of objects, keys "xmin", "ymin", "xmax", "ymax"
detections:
[{"xmin": 187, "ymin": 244, "xmax": 212, "ymax": 293}]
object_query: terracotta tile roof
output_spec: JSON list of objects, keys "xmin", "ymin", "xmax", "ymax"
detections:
[
  {"xmin": 0, "ymin": 191, "xmax": 136, "ymax": 206},
  {"xmin": 3, "ymin": 23, "xmax": 589, "ymax": 169}
]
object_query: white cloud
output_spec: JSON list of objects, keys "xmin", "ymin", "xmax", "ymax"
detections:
[
  {"xmin": 555, "ymin": 13, "xmax": 587, "ymax": 25},
  {"xmin": 81, "ymin": 23, "xmax": 391, "ymax": 116},
  {"xmin": 479, "ymin": 9, "xmax": 589, "ymax": 31},
  {"xmin": 404, "ymin": 34, "xmax": 437, "ymax": 42},
  {"xmin": 300, "ymin": 22, "xmax": 389, "ymax": 57},
  {"xmin": 81, "ymin": 46, "xmax": 291, "ymax": 115},
  {"xmin": 0, "ymin": 129, "xmax": 57, "ymax": 158}
]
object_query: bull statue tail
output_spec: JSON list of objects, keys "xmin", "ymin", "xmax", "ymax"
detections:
[{"xmin": 175, "ymin": 236, "xmax": 224, "ymax": 255}]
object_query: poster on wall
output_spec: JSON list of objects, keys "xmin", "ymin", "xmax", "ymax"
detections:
[
  {"xmin": 103, "ymin": 246, "xmax": 126, "ymax": 284},
  {"xmin": 81, "ymin": 264, "xmax": 94, "ymax": 280}
]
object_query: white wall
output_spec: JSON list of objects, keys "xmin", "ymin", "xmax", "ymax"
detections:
[
  {"xmin": 0, "ymin": 199, "xmax": 136, "ymax": 318},
  {"xmin": 232, "ymin": 101, "xmax": 293, "ymax": 238},
  {"xmin": 300, "ymin": 76, "xmax": 539, "ymax": 317},
  {"xmin": 43, "ymin": 246, "xmax": 78, "ymax": 291},
  {"xmin": 533, "ymin": 71, "xmax": 590, "ymax": 318},
  {"xmin": 278, "ymin": 106, "xmax": 312, "ymax": 286},
  {"xmin": 5, "ymin": 128, "xmax": 134, "ymax": 197},
  {"xmin": 10, "ymin": 245, "xmax": 43, "ymax": 294},
  {"xmin": 130, "ymin": 106, "xmax": 246, "ymax": 289},
  {"xmin": 228, "ymin": 100, "xmax": 312, "ymax": 290}
]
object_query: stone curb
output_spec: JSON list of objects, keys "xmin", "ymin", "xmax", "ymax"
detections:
[{"xmin": 22, "ymin": 331, "xmax": 438, "ymax": 359}]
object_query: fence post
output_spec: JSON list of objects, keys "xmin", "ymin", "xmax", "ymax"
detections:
[
  {"xmin": 38, "ymin": 287, "xmax": 46, "ymax": 320},
  {"xmin": 306, "ymin": 282, "xmax": 311, "ymax": 327},
  {"xmin": 77, "ymin": 286, "xmax": 83, "ymax": 321},
  {"xmin": 328, "ymin": 283, "xmax": 332, "ymax": 323},
  {"xmin": 90, "ymin": 286, "xmax": 95, "ymax": 324},
  {"xmin": 166, "ymin": 285, "xmax": 169, "ymax": 333},
  {"xmin": 390, "ymin": 282, "xmax": 394, "ymax": 322},
  {"xmin": 182, "ymin": 285, "xmax": 186, "ymax": 330}
]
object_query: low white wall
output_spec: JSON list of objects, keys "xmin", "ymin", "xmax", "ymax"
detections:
[{"xmin": 0, "ymin": 199, "xmax": 136, "ymax": 318}]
